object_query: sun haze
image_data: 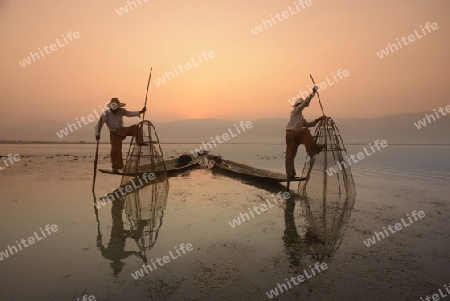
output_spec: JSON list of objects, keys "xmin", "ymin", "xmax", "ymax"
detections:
[{"xmin": 0, "ymin": 0, "xmax": 448, "ymax": 128}]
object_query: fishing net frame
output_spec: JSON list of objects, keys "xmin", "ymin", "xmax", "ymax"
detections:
[
  {"xmin": 296, "ymin": 87, "xmax": 356, "ymax": 259},
  {"xmin": 122, "ymin": 177, "xmax": 169, "ymax": 252},
  {"xmin": 118, "ymin": 118, "xmax": 169, "ymax": 251},
  {"xmin": 121, "ymin": 120, "xmax": 167, "ymax": 185},
  {"xmin": 300, "ymin": 117, "xmax": 356, "ymax": 199}
]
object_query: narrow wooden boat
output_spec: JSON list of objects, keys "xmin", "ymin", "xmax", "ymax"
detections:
[
  {"xmin": 207, "ymin": 155, "xmax": 307, "ymax": 183},
  {"xmin": 99, "ymin": 152, "xmax": 208, "ymax": 176}
]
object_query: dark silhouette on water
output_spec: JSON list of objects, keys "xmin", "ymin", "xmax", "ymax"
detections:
[
  {"xmin": 96, "ymin": 197, "xmax": 145, "ymax": 276},
  {"xmin": 283, "ymin": 193, "xmax": 355, "ymax": 266},
  {"xmin": 94, "ymin": 173, "xmax": 169, "ymax": 276},
  {"xmin": 284, "ymin": 114, "xmax": 357, "ymax": 263}
]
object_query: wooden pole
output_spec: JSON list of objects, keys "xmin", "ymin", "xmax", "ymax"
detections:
[
  {"xmin": 92, "ymin": 140, "xmax": 100, "ymax": 193},
  {"xmin": 310, "ymin": 74, "xmax": 325, "ymax": 116},
  {"xmin": 142, "ymin": 67, "xmax": 152, "ymax": 121}
]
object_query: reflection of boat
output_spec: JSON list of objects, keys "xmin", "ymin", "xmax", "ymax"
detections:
[
  {"xmin": 98, "ymin": 152, "xmax": 208, "ymax": 176},
  {"xmin": 207, "ymin": 155, "xmax": 307, "ymax": 183},
  {"xmin": 94, "ymin": 174, "xmax": 169, "ymax": 276}
]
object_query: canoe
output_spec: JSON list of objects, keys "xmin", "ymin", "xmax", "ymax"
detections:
[
  {"xmin": 207, "ymin": 155, "xmax": 307, "ymax": 183},
  {"xmin": 166, "ymin": 152, "xmax": 208, "ymax": 176},
  {"xmin": 99, "ymin": 152, "xmax": 208, "ymax": 176}
]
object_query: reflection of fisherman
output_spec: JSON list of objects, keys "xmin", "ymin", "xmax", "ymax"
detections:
[
  {"xmin": 283, "ymin": 198, "xmax": 302, "ymax": 267},
  {"xmin": 96, "ymin": 198, "xmax": 145, "ymax": 276},
  {"xmin": 284, "ymin": 194, "xmax": 355, "ymax": 263},
  {"xmin": 283, "ymin": 197, "xmax": 333, "ymax": 265}
]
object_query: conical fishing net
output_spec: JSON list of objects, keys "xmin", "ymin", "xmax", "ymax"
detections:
[
  {"xmin": 119, "ymin": 120, "xmax": 169, "ymax": 252},
  {"xmin": 123, "ymin": 176, "xmax": 169, "ymax": 252},
  {"xmin": 298, "ymin": 117, "xmax": 356, "ymax": 259},
  {"xmin": 121, "ymin": 120, "xmax": 167, "ymax": 185}
]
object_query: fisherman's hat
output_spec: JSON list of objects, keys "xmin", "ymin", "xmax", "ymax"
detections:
[
  {"xmin": 293, "ymin": 98, "xmax": 304, "ymax": 107},
  {"xmin": 107, "ymin": 98, "xmax": 126, "ymax": 109}
]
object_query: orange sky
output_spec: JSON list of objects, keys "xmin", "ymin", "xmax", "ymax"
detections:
[{"xmin": 0, "ymin": 0, "xmax": 449, "ymax": 124}]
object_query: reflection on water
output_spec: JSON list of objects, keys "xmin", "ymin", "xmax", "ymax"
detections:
[
  {"xmin": 210, "ymin": 167, "xmax": 290, "ymax": 194},
  {"xmin": 291, "ymin": 118, "xmax": 357, "ymax": 262},
  {"xmin": 96, "ymin": 198, "xmax": 146, "ymax": 276},
  {"xmin": 283, "ymin": 194, "xmax": 355, "ymax": 265},
  {"xmin": 300, "ymin": 193, "xmax": 355, "ymax": 261},
  {"xmin": 93, "ymin": 174, "xmax": 169, "ymax": 277}
]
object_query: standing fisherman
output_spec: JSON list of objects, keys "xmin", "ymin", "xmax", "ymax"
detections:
[
  {"xmin": 285, "ymin": 86, "xmax": 325, "ymax": 180},
  {"xmin": 95, "ymin": 98, "xmax": 146, "ymax": 174}
]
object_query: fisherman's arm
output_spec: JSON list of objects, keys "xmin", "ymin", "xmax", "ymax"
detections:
[
  {"xmin": 303, "ymin": 86, "xmax": 319, "ymax": 104},
  {"xmin": 95, "ymin": 115, "xmax": 105, "ymax": 141},
  {"xmin": 294, "ymin": 86, "xmax": 318, "ymax": 113},
  {"xmin": 304, "ymin": 120, "xmax": 316, "ymax": 127},
  {"xmin": 123, "ymin": 107, "xmax": 147, "ymax": 117},
  {"xmin": 305, "ymin": 116, "xmax": 327, "ymax": 127}
]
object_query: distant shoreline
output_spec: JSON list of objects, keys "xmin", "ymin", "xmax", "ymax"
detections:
[{"xmin": 0, "ymin": 141, "xmax": 449, "ymax": 146}]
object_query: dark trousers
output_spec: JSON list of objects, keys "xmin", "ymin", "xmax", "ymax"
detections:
[
  {"xmin": 109, "ymin": 125, "xmax": 142, "ymax": 169},
  {"xmin": 285, "ymin": 128, "xmax": 317, "ymax": 177}
]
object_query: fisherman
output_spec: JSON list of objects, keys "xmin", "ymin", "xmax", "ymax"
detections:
[
  {"xmin": 95, "ymin": 98, "xmax": 146, "ymax": 174},
  {"xmin": 285, "ymin": 86, "xmax": 326, "ymax": 180}
]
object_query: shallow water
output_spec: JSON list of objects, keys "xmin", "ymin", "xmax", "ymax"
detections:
[{"xmin": 0, "ymin": 144, "xmax": 449, "ymax": 300}]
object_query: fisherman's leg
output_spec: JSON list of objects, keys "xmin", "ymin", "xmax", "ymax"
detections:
[
  {"xmin": 285, "ymin": 130, "xmax": 297, "ymax": 178},
  {"xmin": 111, "ymin": 198, "xmax": 126, "ymax": 238},
  {"xmin": 110, "ymin": 131, "xmax": 124, "ymax": 170},
  {"xmin": 284, "ymin": 198, "xmax": 300, "ymax": 244},
  {"xmin": 290, "ymin": 130, "xmax": 303, "ymax": 176},
  {"xmin": 125, "ymin": 124, "xmax": 143, "ymax": 144},
  {"xmin": 300, "ymin": 128, "xmax": 320, "ymax": 157},
  {"xmin": 285, "ymin": 130, "xmax": 292, "ymax": 176}
]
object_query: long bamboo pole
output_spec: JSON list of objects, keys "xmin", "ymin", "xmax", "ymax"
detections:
[{"xmin": 142, "ymin": 67, "xmax": 152, "ymax": 121}]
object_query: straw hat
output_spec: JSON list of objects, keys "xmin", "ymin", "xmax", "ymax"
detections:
[
  {"xmin": 293, "ymin": 98, "xmax": 305, "ymax": 107},
  {"xmin": 107, "ymin": 98, "xmax": 126, "ymax": 109}
]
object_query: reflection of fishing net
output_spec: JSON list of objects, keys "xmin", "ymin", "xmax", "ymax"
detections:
[
  {"xmin": 300, "ymin": 194, "xmax": 355, "ymax": 260},
  {"xmin": 299, "ymin": 117, "xmax": 356, "ymax": 260},
  {"xmin": 120, "ymin": 120, "xmax": 169, "ymax": 251},
  {"xmin": 123, "ymin": 177, "xmax": 169, "ymax": 251},
  {"xmin": 121, "ymin": 120, "xmax": 167, "ymax": 185}
]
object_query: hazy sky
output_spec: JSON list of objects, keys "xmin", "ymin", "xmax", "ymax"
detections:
[{"xmin": 1, "ymin": 0, "xmax": 449, "ymax": 124}]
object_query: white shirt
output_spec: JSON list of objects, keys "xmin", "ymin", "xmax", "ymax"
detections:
[
  {"xmin": 286, "ymin": 91, "xmax": 315, "ymax": 130},
  {"xmin": 95, "ymin": 108, "xmax": 141, "ymax": 136}
]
